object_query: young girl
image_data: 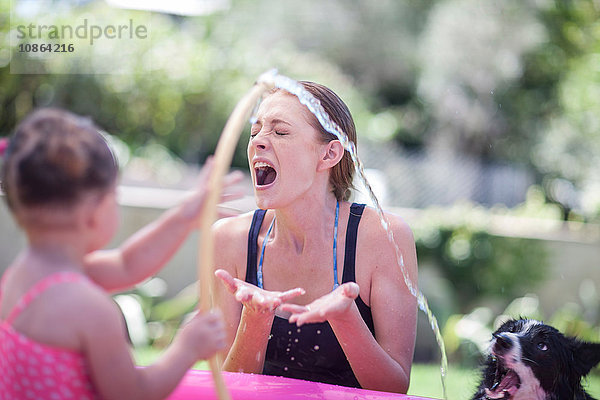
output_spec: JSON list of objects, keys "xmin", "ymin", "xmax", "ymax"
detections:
[{"xmin": 0, "ymin": 108, "xmax": 240, "ymax": 399}]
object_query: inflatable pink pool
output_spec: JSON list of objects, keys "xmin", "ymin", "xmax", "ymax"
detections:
[{"xmin": 167, "ymin": 370, "xmax": 436, "ymax": 400}]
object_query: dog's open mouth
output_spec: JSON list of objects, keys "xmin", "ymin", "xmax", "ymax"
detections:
[
  {"xmin": 254, "ymin": 162, "xmax": 277, "ymax": 186},
  {"xmin": 485, "ymin": 358, "xmax": 521, "ymax": 399}
]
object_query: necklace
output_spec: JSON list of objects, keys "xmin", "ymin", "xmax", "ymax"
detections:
[{"xmin": 257, "ymin": 200, "xmax": 340, "ymax": 290}]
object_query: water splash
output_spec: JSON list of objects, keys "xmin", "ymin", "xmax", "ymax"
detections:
[{"xmin": 257, "ymin": 69, "xmax": 448, "ymax": 399}]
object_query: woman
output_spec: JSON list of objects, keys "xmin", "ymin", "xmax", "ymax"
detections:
[{"xmin": 212, "ymin": 82, "xmax": 417, "ymax": 393}]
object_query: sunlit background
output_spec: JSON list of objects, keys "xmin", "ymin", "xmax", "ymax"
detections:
[{"xmin": 1, "ymin": 0, "xmax": 599, "ymax": 398}]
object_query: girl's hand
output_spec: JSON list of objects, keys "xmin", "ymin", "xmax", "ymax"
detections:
[
  {"xmin": 180, "ymin": 157, "xmax": 245, "ymax": 222},
  {"xmin": 279, "ymin": 282, "xmax": 359, "ymax": 326},
  {"xmin": 214, "ymin": 269, "xmax": 305, "ymax": 314},
  {"xmin": 176, "ymin": 309, "xmax": 227, "ymax": 360}
]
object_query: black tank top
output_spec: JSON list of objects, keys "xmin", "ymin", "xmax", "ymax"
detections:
[{"xmin": 245, "ymin": 203, "xmax": 375, "ymax": 388}]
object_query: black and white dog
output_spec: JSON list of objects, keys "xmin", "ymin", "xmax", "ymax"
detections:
[{"xmin": 473, "ymin": 318, "xmax": 600, "ymax": 400}]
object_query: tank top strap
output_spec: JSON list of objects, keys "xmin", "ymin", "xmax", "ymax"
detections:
[
  {"xmin": 246, "ymin": 209, "xmax": 267, "ymax": 285},
  {"xmin": 0, "ymin": 268, "xmax": 11, "ymax": 313},
  {"xmin": 4, "ymin": 271, "xmax": 87, "ymax": 326},
  {"xmin": 341, "ymin": 203, "xmax": 366, "ymax": 284}
]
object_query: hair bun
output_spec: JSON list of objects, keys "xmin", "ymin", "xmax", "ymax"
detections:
[{"xmin": 46, "ymin": 133, "xmax": 87, "ymax": 180}]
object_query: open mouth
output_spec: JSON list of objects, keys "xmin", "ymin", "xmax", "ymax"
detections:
[
  {"xmin": 484, "ymin": 357, "xmax": 521, "ymax": 399},
  {"xmin": 254, "ymin": 161, "xmax": 277, "ymax": 187}
]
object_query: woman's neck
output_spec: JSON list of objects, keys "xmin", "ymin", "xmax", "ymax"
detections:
[{"xmin": 272, "ymin": 194, "xmax": 339, "ymax": 254}]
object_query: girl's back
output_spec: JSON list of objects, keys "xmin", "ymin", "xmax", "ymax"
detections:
[{"xmin": 0, "ymin": 271, "xmax": 98, "ymax": 399}]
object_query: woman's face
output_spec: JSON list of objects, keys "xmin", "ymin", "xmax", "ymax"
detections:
[{"xmin": 248, "ymin": 91, "xmax": 326, "ymax": 209}]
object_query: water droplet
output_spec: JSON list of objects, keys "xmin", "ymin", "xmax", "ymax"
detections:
[
  {"xmin": 313, "ymin": 345, "xmax": 320, "ymax": 351},
  {"xmin": 268, "ymin": 334, "xmax": 273, "ymax": 340},
  {"xmin": 316, "ymin": 330, "xmax": 321, "ymax": 335},
  {"xmin": 290, "ymin": 356, "xmax": 295, "ymax": 361},
  {"xmin": 296, "ymin": 328, "xmax": 301, "ymax": 333},
  {"xmin": 286, "ymin": 347, "xmax": 291, "ymax": 352},
  {"xmin": 294, "ymin": 338, "xmax": 299, "ymax": 343},
  {"xmin": 287, "ymin": 331, "xmax": 292, "ymax": 335},
  {"xmin": 283, "ymin": 367, "xmax": 288, "ymax": 372}
]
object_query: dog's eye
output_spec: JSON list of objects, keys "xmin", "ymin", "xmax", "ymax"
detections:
[{"xmin": 537, "ymin": 342, "xmax": 548, "ymax": 351}]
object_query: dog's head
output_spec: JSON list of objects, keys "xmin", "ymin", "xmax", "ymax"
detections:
[{"xmin": 480, "ymin": 318, "xmax": 600, "ymax": 400}]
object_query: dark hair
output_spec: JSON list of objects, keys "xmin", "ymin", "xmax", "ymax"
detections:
[
  {"xmin": 1, "ymin": 108, "xmax": 118, "ymax": 212},
  {"xmin": 296, "ymin": 81, "xmax": 357, "ymax": 201}
]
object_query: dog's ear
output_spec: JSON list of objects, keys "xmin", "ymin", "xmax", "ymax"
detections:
[{"xmin": 572, "ymin": 339, "xmax": 600, "ymax": 377}]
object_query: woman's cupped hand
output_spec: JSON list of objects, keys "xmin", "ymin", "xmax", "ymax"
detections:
[
  {"xmin": 214, "ymin": 269, "xmax": 305, "ymax": 314},
  {"xmin": 279, "ymin": 282, "xmax": 359, "ymax": 326}
]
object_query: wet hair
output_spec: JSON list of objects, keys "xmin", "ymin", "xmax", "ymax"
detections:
[
  {"xmin": 285, "ymin": 81, "xmax": 357, "ymax": 201},
  {"xmin": 1, "ymin": 108, "xmax": 118, "ymax": 213}
]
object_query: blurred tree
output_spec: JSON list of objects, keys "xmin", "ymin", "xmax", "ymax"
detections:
[
  {"xmin": 1, "ymin": 0, "xmax": 599, "ymax": 218},
  {"xmin": 414, "ymin": 202, "xmax": 550, "ymax": 313},
  {"xmin": 0, "ymin": 1, "xmax": 373, "ymax": 168},
  {"xmin": 214, "ymin": 0, "xmax": 436, "ymax": 148},
  {"xmin": 530, "ymin": 0, "xmax": 600, "ymax": 217},
  {"xmin": 417, "ymin": 0, "xmax": 548, "ymax": 160}
]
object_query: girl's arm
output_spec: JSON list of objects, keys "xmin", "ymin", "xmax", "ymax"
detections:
[
  {"xmin": 282, "ymin": 211, "xmax": 418, "ymax": 393},
  {"xmin": 78, "ymin": 285, "xmax": 225, "ymax": 400},
  {"xmin": 83, "ymin": 161, "xmax": 243, "ymax": 292}
]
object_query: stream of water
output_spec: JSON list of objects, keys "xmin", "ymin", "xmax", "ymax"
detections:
[{"xmin": 256, "ymin": 69, "xmax": 448, "ymax": 399}]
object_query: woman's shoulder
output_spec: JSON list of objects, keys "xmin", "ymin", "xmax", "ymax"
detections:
[
  {"xmin": 212, "ymin": 210, "xmax": 257, "ymax": 239},
  {"xmin": 355, "ymin": 205, "xmax": 418, "ymax": 285},
  {"xmin": 212, "ymin": 211, "xmax": 261, "ymax": 268},
  {"xmin": 356, "ymin": 204, "xmax": 415, "ymax": 243}
]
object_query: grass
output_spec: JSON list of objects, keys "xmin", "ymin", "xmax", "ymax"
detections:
[
  {"xmin": 407, "ymin": 364, "xmax": 600, "ymax": 400},
  {"xmin": 134, "ymin": 347, "xmax": 600, "ymax": 399},
  {"xmin": 408, "ymin": 364, "xmax": 480, "ymax": 399}
]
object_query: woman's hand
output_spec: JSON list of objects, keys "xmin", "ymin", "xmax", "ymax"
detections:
[
  {"xmin": 214, "ymin": 269, "xmax": 305, "ymax": 314},
  {"xmin": 279, "ymin": 282, "xmax": 359, "ymax": 326}
]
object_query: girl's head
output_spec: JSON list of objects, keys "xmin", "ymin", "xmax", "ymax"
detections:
[
  {"xmin": 1, "ymin": 108, "xmax": 118, "ymax": 228},
  {"xmin": 249, "ymin": 81, "xmax": 356, "ymax": 204}
]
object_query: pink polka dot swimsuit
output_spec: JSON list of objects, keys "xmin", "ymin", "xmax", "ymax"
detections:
[{"xmin": 0, "ymin": 272, "xmax": 98, "ymax": 399}]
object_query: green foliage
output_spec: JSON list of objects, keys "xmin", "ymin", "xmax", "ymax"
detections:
[
  {"xmin": 114, "ymin": 278, "xmax": 199, "ymax": 349},
  {"xmin": 0, "ymin": 1, "xmax": 374, "ymax": 168},
  {"xmin": 414, "ymin": 201, "xmax": 550, "ymax": 313}
]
